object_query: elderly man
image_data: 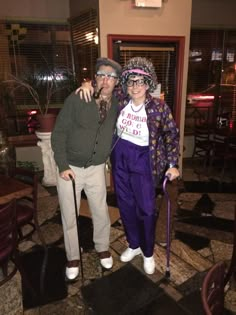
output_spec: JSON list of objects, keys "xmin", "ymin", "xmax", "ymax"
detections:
[{"xmin": 51, "ymin": 57, "xmax": 121, "ymax": 281}]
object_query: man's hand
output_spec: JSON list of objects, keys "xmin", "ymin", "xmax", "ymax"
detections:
[
  {"xmin": 75, "ymin": 80, "xmax": 94, "ymax": 103},
  {"xmin": 165, "ymin": 167, "xmax": 180, "ymax": 181},
  {"xmin": 59, "ymin": 169, "xmax": 75, "ymax": 181}
]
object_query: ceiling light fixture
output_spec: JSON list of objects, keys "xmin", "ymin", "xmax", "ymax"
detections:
[{"xmin": 134, "ymin": 0, "xmax": 162, "ymax": 8}]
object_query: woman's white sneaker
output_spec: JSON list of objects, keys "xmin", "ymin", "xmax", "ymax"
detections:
[
  {"xmin": 143, "ymin": 256, "xmax": 155, "ymax": 274},
  {"xmin": 120, "ymin": 247, "xmax": 142, "ymax": 262}
]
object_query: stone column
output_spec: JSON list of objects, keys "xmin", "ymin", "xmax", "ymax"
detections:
[{"xmin": 35, "ymin": 131, "xmax": 57, "ymax": 186}]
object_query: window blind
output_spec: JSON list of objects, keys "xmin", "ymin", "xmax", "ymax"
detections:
[{"xmin": 70, "ymin": 8, "xmax": 99, "ymax": 84}]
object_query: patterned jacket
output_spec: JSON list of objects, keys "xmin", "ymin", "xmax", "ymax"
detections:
[{"xmin": 115, "ymin": 92, "xmax": 180, "ymax": 186}]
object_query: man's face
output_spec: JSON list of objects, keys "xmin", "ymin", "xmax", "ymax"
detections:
[{"xmin": 95, "ymin": 65, "xmax": 119, "ymax": 97}]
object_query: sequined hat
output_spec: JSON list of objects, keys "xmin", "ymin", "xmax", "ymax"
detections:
[{"xmin": 121, "ymin": 57, "xmax": 157, "ymax": 92}]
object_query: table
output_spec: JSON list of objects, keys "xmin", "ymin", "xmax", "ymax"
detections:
[{"xmin": 0, "ymin": 174, "xmax": 33, "ymax": 205}]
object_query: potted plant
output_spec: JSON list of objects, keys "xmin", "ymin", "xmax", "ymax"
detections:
[{"xmin": 3, "ymin": 65, "xmax": 76, "ymax": 132}]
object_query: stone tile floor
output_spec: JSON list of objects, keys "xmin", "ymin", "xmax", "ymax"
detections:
[{"xmin": 1, "ymin": 159, "xmax": 236, "ymax": 314}]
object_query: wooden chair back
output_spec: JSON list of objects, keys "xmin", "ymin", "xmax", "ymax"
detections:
[
  {"xmin": 12, "ymin": 167, "xmax": 45, "ymax": 245},
  {"xmin": 0, "ymin": 199, "xmax": 18, "ymax": 286},
  {"xmin": 201, "ymin": 261, "xmax": 226, "ymax": 315}
]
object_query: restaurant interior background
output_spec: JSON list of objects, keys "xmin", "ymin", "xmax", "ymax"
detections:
[{"xmin": 0, "ymin": 0, "xmax": 235, "ymax": 171}]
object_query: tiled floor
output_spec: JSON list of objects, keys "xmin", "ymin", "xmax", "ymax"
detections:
[{"xmin": 1, "ymin": 159, "xmax": 236, "ymax": 314}]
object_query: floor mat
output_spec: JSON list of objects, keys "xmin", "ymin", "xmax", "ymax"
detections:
[
  {"xmin": 184, "ymin": 180, "xmax": 236, "ymax": 193},
  {"xmin": 177, "ymin": 216, "xmax": 234, "ymax": 232},
  {"xmin": 175, "ymin": 231, "xmax": 210, "ymax": 250},
  {"xmin": 20, "ymin": 246, "xmax": 67, "ymax": 309},
  {"xmin": 135, "ymin": 290, "xmax": 190, "ymax": 315},
  {"xmin": 178, "ymin": 290, "xmax": 206, "ymax": 315},
  {"xmin": 81, "ymin": 263, "xmax": 160, "ymax": 315}
]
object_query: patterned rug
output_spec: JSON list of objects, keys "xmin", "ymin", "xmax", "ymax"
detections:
[
  {"xmin": 81, "ymin": 263, "xmax": 161, "ymax": 315},
  {"xmin": 38, "ymin": 183, "xmax": 51, "ymax": 198}
]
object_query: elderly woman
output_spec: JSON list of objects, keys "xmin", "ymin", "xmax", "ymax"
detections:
[{"xmin": 110, "ymin": 57, "xmax": 179, "ymax": 274}]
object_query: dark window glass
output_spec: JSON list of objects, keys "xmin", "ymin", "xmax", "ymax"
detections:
[
  {"xmin": 1, "ymin": 21, "xmax": 74, "ymax": 111},
  {"xmin": 185, "ymin": 29, "xmax": 236, "ymax": 133}
]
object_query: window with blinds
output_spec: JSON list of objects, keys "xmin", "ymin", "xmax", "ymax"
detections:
[
  {"xmin": 70, "ymin": 8, "xmax": 99, "ymax": 84},
  {"xmin": 0, "ymin": 21, "xmax": 73, "ymax": 112},
  {"xmin": 116, "ymin": 43, "xmax": 177, "ymax": 112}
]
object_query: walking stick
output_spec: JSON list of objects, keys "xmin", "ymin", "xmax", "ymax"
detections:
[
  {"xmin": 69, "ymin": 175, "xmax": 84, "ymax": 281},
  {"xmin": 163, "ymin": 175, "xmax": 171, "ymax": 278}
]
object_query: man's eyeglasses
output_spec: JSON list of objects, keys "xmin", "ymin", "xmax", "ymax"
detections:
[
  {"xmin": 126, "ymin": 79, "xmax": 146, "ymax": 87},
  {"xmin": 96, "ymin": 71, "xmax": 118, "ymax": 81}
]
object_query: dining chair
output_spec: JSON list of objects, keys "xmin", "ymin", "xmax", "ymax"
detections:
[
  {"xmin": 224, "ymin": 205, "xmax": 236, "ymax": 287},
  {"xmin": 209, "ymin": 133, "xmax": 236, "ymax": 183},
  {"xmin": 192, "ymin": 123, "xmax": 213, "ymax": 170},
  {"xmin": 12, "ymin": 167, "xmax": 46, "ymax": 246},
  {"xmin": 201, "ymin": 206, "xmax": 236, "ymax": 315},
  {"xmin": 0, "ymin": 198, "xmax": 39, "ymax": 301},
  {"xmin": 201, "ymin": 261, "xmax": 226, "ymax": 315},
  {"xmin": 0, "ymin": 199, "xmax": 18, "ymax": 286}
]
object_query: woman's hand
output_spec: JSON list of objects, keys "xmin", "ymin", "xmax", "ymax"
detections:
[
  {"xmin": 165, "ymin": 167, "xmax": 180, "ymax": 181},
  {"xmin": 75, "ymin": 80, "xmax": 94, "ymax": 102},
  {"xmin": 59, "ymin": 169, "xmax": 75, "ymax": 181}
]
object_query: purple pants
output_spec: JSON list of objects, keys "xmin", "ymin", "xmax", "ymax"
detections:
[{"xmin": 111, "ymin": 138, "xmax": 157, "ymax": 257}]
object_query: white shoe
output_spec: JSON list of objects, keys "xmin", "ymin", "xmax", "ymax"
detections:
[
  {"xmin": 98, "ymin": 251, "xmax": 113, "ymax": 269},
  {"xmin": 120, "ymin": 247, "xmax": 142, "ymax": 262},
  {"xmin": 65, "ymin": 266, "xmax": 79, "ymax": 280},
  {"xmin": 143, "ymin": 256, "xmax": 155, "ymax": 275},
  {"xmin": 158, "ymin": 242, "xmax": 167, "ymax": 247},
  {"xmin": 100, "ymin": 256, "xmax": 113, "ymax": 269}
]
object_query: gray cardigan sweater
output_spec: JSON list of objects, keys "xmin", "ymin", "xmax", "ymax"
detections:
[{"xmin": 51, "ymin": 92, "xmax": 118, "ymax": 172}]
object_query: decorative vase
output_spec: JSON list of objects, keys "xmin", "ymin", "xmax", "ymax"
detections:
[{"xmin": 36, "ymin": 113, "xmax": 57, "ymax": 132}]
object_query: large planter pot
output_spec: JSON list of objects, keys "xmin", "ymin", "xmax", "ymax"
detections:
[
  {"xmin": 36, "ymin": 113, "xmax": 57, "ymax": 132},
  {"xmin": 35, "ymin": 131, "xmax": 57, "ymax": 186}
]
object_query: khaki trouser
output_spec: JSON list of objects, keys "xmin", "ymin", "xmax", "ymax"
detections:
[{"xmin": 56, "ymin": 163, "xmax": 110, "ymax": 261}]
